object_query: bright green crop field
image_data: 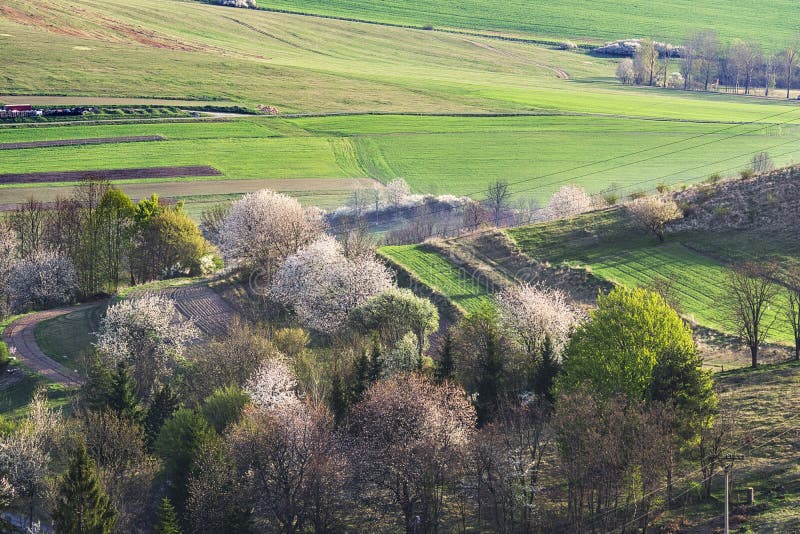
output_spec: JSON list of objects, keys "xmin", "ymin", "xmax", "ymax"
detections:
[
  {"xmin": 379, "ymin": 245, "xmax": 494, "ymax": 314},
  {"xmin": 506, "ymin": 210, "xmax": 797, "ymax": 344},
  {"xmin": 259, "ymin": 0, "xmax": 800, "ymax": 50}
]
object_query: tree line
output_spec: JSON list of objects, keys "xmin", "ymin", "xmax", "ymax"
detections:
[{"xmin": 617, "ymin": 31, "xmax": 800, "ymax": 97}]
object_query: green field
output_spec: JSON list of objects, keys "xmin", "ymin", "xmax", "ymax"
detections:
[
  {"xmin": 507, "ymin": 209, "xmax": 796, "ymax": 344},
  {"xmin": 34, "ymin": 303, "xmax": 107, "ymax": 372},
  {"xmin": 6, "ymin": 114, "xmax": 800, "ymax": 214},
  {"xmin": 259, "ymin": 0, "xmax": 800, "ymax": 49},
  {"xmin": 379, "ymin": 245, "xmax": 494, "ymax": 314}
]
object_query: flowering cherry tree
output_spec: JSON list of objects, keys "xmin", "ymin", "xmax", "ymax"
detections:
[
  {"xmin": 95, "ymin": 295, "xmax": 199, "ymax": 398},
  {"xmin": 270, "ymin": 236, "xmax": 394, "ymax": 334},
  {"xmin": 545, "ymin": 185, "xmax": 594, "ymax": 220},
  {"xmin": 496, "ymin": 283, "xmax": 581, "ymax": 359},
  {"xmin": 7, "ymin": 251, "xmax": 77, "ymax": 312},
  {"xmin": 218, "ymin": 189, "xmax": 324, "ymax": 277},
  {"xmin": 244, "ymin": 358, "xmax": 300, "ymax": 410}
]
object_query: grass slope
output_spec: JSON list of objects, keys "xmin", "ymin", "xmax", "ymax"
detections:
[
  {"xmin": 506, "ymin": 209, "xmax": 796, "ymax": 344},
  {"xmin": 34, "ymin": 303, "xmax": 106, "ymax": 373},
  {"xmin": 379, "ymin": 245, "xmax": 494, "ymax": 314},
  {"xmin": 258, "ymin": 0, "xmax": 800, "ymax": 49}
]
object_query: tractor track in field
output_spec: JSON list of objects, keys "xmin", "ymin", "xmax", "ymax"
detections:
[{"xmin": 2, "ymin": 304, "xmax": 96, "ymax": 387}]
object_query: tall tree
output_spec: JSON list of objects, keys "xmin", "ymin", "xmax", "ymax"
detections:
[
  {"xmin": 98, "ymin": 188, "xmax": 135, "ymax": 292},
  {"xmin": 52, "ymin": 444, "xmax": 117, "ymax": 534},
  {"xmin": 732, "ymin": 40, "xmax": 762, "ymax": 95},
  {"xmin": 724, "ymin": 263, "xmax": 779, "ymax": 367},
  {"xmin": 107, "ymin": 361, "xmax": 141, "ymax": 422},
  {"xmin": 782, "ymin": 39, "xmax": 800, "ymax": 98},
  {"xmin": 785, "ymin": 267, "xmax": 800, "ymax": 361},
  {"xmin": 634, "ymin": 38, "xmax": 659, "ymax": 86}
]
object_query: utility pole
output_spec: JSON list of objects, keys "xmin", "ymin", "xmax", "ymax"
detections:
[{"xmin": 721, "ymin": 454, "xmax": 745, "ymax": 534}]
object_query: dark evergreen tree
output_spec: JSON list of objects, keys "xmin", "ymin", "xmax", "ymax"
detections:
[
  {"xmin": 81, "ymin": 352, "xmax": 113, "ymax": 412},
  {"xmin": 154, "ymin": 497, "xmax": 182, "ymax": 534},
  {"xmin": 475, "ymin": 323, "xmax": 504, "ymax": 425},
  {"xmin": 329, "ymin": 373, "xmax": 349, "ymax": 426},
  {"xmin": 533, "ymin": 336, "xmax": 560, "ymax": 404},
  {"xmin": 108, "ymin": 361, "xmax": 141, "ymax": 422},
  {"xmin": 435, "ymin": 330, "xmax": 454, "ymax": 384},
  {"xmin": 145, "ymin": 383, "xmax": 179, "ymax": 450},
  {"xmin": 369, "ymin": 336, "xmax": 383, "ymax": 383},
  {"xmin": 351, "ymin": 349, "xmax": 370, "ymax": 403},
  {"xmin": 52, "ymin": 444, "xmax": 117, "ymax": 534}
]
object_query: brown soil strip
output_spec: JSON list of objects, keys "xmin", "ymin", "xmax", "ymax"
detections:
[
  {"xmin": 0, "ymin": 166, "xmax": 222, "ymax": 184},
  {"xmin": 0, "ymin": 135, "xmax": 165, "ymax": 150}
]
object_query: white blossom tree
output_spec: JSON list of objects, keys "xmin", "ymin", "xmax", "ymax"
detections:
[
  {"xmin": 7, "ymin": 251, "xmax": 76, "ymax": 312},
  {"xmin": 496, "ymin": 283, "xmax": 580, "ymax": 359},
  {"xmin": 616, "ymin": 58, "xmax": 636, "ymax": 85},
  {"xmin": 244, "ymin": 358, "xmax": 300, "ymax": 410},
  {"xmin": 626, "ymin": 196, "xmax": 683, "ymax": 242},
  {"xmin": 545, "ymin": 185, "xmax": 594, "ymax": 220},
  {"xmin": 270, "ymin": 236, "xmax": 394, "ymax": 334},
  {"xmin": 95, "ymin": 295, "xmax": 199, "ymax": 398},
  {"xmin": 0, "ymin": 390, "xmax": 63, "ymax": 527},
  {"xmin": 218, "ymin": 189, "xmax": 324, "ymax": 277},
  {"xmin": 385, "ymin": 178, "xmax": 411, "ymax": 209}
]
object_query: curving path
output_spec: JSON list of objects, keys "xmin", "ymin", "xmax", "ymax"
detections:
[{"xmin": 1, "ymin": 305, "xmax": 94, "ymax": 388}]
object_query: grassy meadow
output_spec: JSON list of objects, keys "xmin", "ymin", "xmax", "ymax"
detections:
[
  {"xmin": 506, "ymin": 209, "xmax": 798, "ymax": 344},
  {"xmin": 379, "ymin": 245, "xmax": 494, "ymax": 314},
  {"xmin": 258, "ymin": 0, "xmax": 800, "ymax": 49}
]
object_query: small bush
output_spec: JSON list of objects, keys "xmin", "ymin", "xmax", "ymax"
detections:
[
  {"xmin": 766, "ymin": 192, "xmax": 778, "ymax": 204},
  {"xmin": 422, "ymin": 24, "xmax": 434, "ymax": 30},
  {"xmin": 656, "ymin": 183, "xmax": 669, "ymax": 194},
  {"xmin": 740, "ymin": 168, "xmax": 755, "ymax": 180},
  {"xmin": 0, "ymin": 343, "xmax": 10, "ymax": 373},
  {"xmin": 559, "ymin": 40, "xmax": 578, "ymax": 50},
  {"xmin": 628, "ymin": 191, "xmax": 647, "ymax": 200},
  {"xmin": 603, "ymin": 193, "xmax": 619, "ymax": 205},
  {"xmin": 747, "ymin": 207, "xmax": 758, "ymax": 223},
  {"xmin": 707, "ymin": 173, "xmax": 722, "ymax": 184}
]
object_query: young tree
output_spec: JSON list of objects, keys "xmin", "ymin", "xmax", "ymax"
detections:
[
  {"xmin": 95, "ymin": 295, "xmax": 199, "ymax": 399},
  {"xmin": 386, "ymin": 178, "xmax": 411, "ymax": 210},
  {"xmin": 787, "ymin": 268, "xmax": 800, "ymax": 361},
  {"xmin": 435, "ymin": 330, "xmax": 455, "ymax": 384},
  {"xmin": 201, "ymin": 386, "xmax": 250, "ymax": 434},
  {"xmin": 349, "ymin": 374, "xmax": 475, "ymax": 533},
  {"xmin": 633, "ymin": 38, "xmax": 659, "ymax": 85},
  {"xmin": 484, "ymin": 180, "xmax": 511, "ymax": 227},
  {"xmin": 144, "ymin": 384, "xmax": 179, "ymax": 450},
  {"xmin": 724, "ymin": 263, "xmax": 779, "ymax": 367},
  {"xmin": 218, "ymin": 189, "xmax": 324, "ymax": 277},
  {"xmin": 626, "ymin": 195, "xmax": 683, "ymax": 242},
  {"xmin": 545, "ymin": 185, "xmax": 593, "ymax": 220},
  {"xmin": 107, "ymin": 361, "xmax": 141, "ymax": 422},
  {"xmin": 782, "ymin": 39, "xmax": 800, "ymax": 98},
  {"xmin": 52, "ymin": 444, "xmax": 117, "ymax": 534},
  {"xmin": 154, "ymin": 497, "xmax": 182, "ymax": 534},
  {"xmin": 616, "ymin": 58, "xmax": 635, "ymax": 85}
]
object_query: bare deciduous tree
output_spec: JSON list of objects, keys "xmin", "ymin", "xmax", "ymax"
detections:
[
  {"xmin": 626, "ymin": 196, "xmax": 683, "ymax": 242},
  {"xmin": 349, "ymin": 374, "xmax": 476, "ymax": 533},
  {"xmin": 724, "ymin": 263, "xmax": 779, "ymax": 367},
  {"xmin": 484, "ymin": 181, "xmax": 511, "ymax": 227},
  {"xmin": 616, "ymin": 58, "xmax": 635, "ymax": 85},
  {"xmin": 786, "ymin": 267, "xmax": 800, "ymax": 360},
  {"xmin": 782, "ymin": 39, "xmax": 800, "ymax": 99}
]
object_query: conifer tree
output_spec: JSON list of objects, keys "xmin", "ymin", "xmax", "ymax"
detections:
[
  {"xmin": 52, "ymin": 444, "xmax": 117, "ymax": 534},
  {"xmin": 351, "ymin": 349, "xmax": 370, "ymax": 403},
  {"xmin": 329, "ymin": 373, "xmax": 349, "ymax": 426},
  {"xmin": 533, "ymin": 336, "xmax": 560, "ymax": 404},
  {"xmin": 108, "ymin": 361, "xmax": 141, "ymax": 422},
  {"xmin": 145, "ymin": 383, "xmax": 179, "ymax": 450},
  {"xmin": 435, "ymin": 330, "xmax": 454, "ymax": 384},
  {"xmin": 369, "ymin": 335, "xmax": 383, "ymax": 383},
  {"xmin": 154, "ymin": 497, "xmax": 182, "ymax": 534}
]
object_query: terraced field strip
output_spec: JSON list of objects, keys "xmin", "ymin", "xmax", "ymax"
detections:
[
  {"xmin": 153, "ymin": 284, "xmax": 236, "ymax": 338},
  {"xmin": 0, "ymin": 135, "xmax": 164, "ymax": 150},
  {"xmin": 379, "ymin": 244, "xmax": 494, "ymax": 314},
  {"xmin": 587, "ymin": 243, "xmax": 794, "ymax": 343},
  {"xmin": 0, "ymin": 165, "xmax": 221, "ymax": 184}
]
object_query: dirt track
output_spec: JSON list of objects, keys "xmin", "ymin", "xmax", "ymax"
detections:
[
  {"xmin": 2, "ymin": 305, "xmax": 93, "ymax": 387},
  {"xmin": 0, "ymin": 135, "xmax": 164, "ymax": 150},
  {"xmin": 0, "ymin": 165, "xmax": 222, "ymax": 184}
]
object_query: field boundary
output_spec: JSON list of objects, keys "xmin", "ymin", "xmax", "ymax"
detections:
[
  {"xmin": 0, "ymin": 135, "xmax": 165, "ymax": 150},
  {"xmin": 0, "ymin": 166, "xmax": 222, "ymax": 184}
]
